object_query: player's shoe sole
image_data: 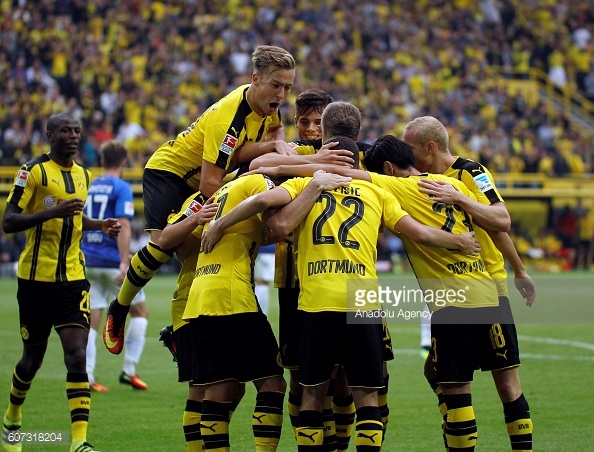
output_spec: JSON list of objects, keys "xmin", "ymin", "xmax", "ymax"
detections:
[
  {"xmin": 70, "ymin": 440, "xmax": 100, "ymax": 452},
  {"xmin": 2, "ymin": 415, "xmax": 22, "ymax": 452},
  {"xmin": 102, "ymin": 299, "xmax": 129, "ymax": 355},
  {"xmin": 119, "ymin": 372, "xmax": 148, "ymax": 390}
]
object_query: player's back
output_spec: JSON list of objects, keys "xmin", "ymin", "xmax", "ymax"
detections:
[
  {"xmin": 369, "ymin": 172, "xmax": 498, "ymax": 309},
  {"xmin": 184, "ymin": 174, "xmax": 274, "ymax": 318},
  {"xmin": 83, "ymin": 175, "xmax": 134, "ymax": 267},
  {"xmin": 279, "ymin": 178, "xmax": 408, "ymax": 312}
]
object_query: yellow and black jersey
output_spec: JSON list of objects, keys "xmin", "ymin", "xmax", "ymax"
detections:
[
  {"xmin": 6, "ymin": 154, "xmax": 91, "ymax": 282},
  {"xmin": 146, "ymin": 84, "xmax": 282, "ymax": 191},
  {"xmin": 273, "ymin": 139, "xmax": 372, "ymax": 289},
  {"xmin": 370, "ymin": 173, "xmax": 499, "ymax": 310},
  {"xmin": 183, "ymin": 174, "xmax": 275, "ymax": 318},
  {"xmin": 280, "ymin": 178, "xmax": 408, "ymax": 312},
  {"xmin": 166, "ymin": 192, "xmax": 207, "ymax": 331},
  {"xmin": 444, "ymin": 157, "xmax": 508, "ymax": 296}
]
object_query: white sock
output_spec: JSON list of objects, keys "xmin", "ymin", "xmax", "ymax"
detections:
[
  {"xmin": 255, "ymin": 284, "xmax": 270, "ymax": 315},
  {"xmin": 86, "ymin": 328, "xmax": 97, "ymax": 385},
  {"xmin": 123, "ymin": 317, "xmax": 148, "ymax": 376},
  {"xmin": 420, "ymin": 305, "xmax": 431, "ymax": 349}
]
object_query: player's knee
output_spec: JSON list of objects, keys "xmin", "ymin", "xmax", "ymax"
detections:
[{"xmin": 64, "ymin": 347, "xmax": 87, "ymax": 372}]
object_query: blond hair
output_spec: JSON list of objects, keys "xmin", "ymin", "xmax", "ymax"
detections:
[
  {"xmin": 404, "ymin": 116, "xmax": 449, "ymax": 151},
  {"xmin": 252, "ymin": 45, "xmax": 295, "ymax": 77}
]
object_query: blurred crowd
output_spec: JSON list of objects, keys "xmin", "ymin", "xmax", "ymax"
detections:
[{"xmin": 0, "ymin": 0, "xmax": 593, "ymax": 173}]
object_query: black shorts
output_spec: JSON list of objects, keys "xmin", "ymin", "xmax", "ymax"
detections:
[
  {"xmin": 430, "ymin": 301, "xmax": 520, "ymax": 383},
  {"xmin": 143, "ymin": 169, "xmax": 197, "ymax": 231},
  {"xmin": 175, "ymin": 323, "xmax": 196, "ymax": 383},
  {"xmin": 189, "ymin": 312, "xmax": 283, "ymax": 385},
  {"xmin": 17, "ymin": 279, "xmax": 91, "ymax": 344},
  {"xmin": 299, "ymin": 311, "xmax": 384, "ymax": 388},
  {"xmin": 278, "ymin": 285, "xmax": 302, "ymax": 369}
]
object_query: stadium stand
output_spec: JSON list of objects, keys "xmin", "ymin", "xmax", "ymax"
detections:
[{"xmin": 0, "ymin": 0, "xmax": 593, "ymax": 269}]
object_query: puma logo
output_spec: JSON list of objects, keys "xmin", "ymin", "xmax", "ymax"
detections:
[
  {"xmin": 52, "ymin": 178, "xmax": 60, "ymax": 185},
  {"xmin": 253, "ymin": 414, "xmax": 266, "ymax": 423},
  {"xmin": 231, "ymin": 126, "xmax": 239, "ymax": 136},
  {"xmin": 471, "ymin": 168, "xmax": 482, "ymax": 174},
  {"xmin": 201, "ymin": 423, "xmax": 217, "ymax": 432},
  {"xmin": 495, "ymin": 350, "xmax": 508, "ymax": 360},
  {"xmin": 297, "ymin": 431, "xmax": 318, "ymax": 442},
  {"xmin": 357, "ymin": 432, "xmax": 379, "ymax": 443}
]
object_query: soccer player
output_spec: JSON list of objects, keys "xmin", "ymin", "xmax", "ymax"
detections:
[
  {"xmin": 200, "ymin": 140, "xmax": 480, "ymax": 452},
  {"xmin": 158, "ymin": 194, "xmax": 219, "ymax": 452},
  {"xmin": 183, "ymin": 170, "xmax": 354, "ymax": 451},
  {"xmin": 245, "ymin": 134, "xmax": 516, "ymax": 451},
  {"xmin": 403, "ymin": 116, "xmax": 535, "ymax": 451},
  {"xmin": 103, "ymin": 45, "xmax": 298, "ymax": 355},
  {"xmin": 82, "ymin": 140, "xmax": 148, "ymax": 392},
  {"xmin": 1, "ymin": 113, "xmax": 120, "ymax": 452}
]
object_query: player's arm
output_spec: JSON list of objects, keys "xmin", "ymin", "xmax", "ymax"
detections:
[
  {"xmin": 246, "ymin": 163, "xmax": 366, "ymax": 180},
  {"xmin": 417, "ymin": 179, "xmax": 511, "ymax": 232},
  {"xmin": 486, "ymin": 230, "xmax": 537, "ymax": 306},
  {"xmin": 2, "ymin": 198, "xmax": 86, "ymax": 233},
  {"xmin": 200, "ymin": 171, "xmax": 352, "ymax": 253},
  {"xmin": 263, "ymin": 171, "xmax": 354, "ymax": 236},
  {"xmin": 82, "ymin": 215, "xmax": 121, "ymax": 238},
  {"xmin": 390, "ymin": 216, "xmax": 481, "ymax": 256},
  {"xmin": 247, "ymin": 141, "xmax": 354, "ymax": 170},
  {"xmin": 159, "ymin": 198, "xmax": 218, "ymax": 251}
]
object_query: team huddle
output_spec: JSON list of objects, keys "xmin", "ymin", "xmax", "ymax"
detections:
[{"xmin": 2, "ymin": 45, "xmax": 536, "ymax": 452}]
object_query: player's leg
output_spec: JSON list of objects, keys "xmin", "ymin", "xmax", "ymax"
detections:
[
  {"xmin": 343, "ymin": 322, "xmax": 385, "ymax": 452},
  {"xmin": 3, "ymin": 280, "xmax": 52, "ymax": 451},
  {"xmin": 379, "ymin": 320, "xmax": 394, "ymax": 444},
  {"xmin": 480, "ymin": 302, "xmax": 532, "ymax": 452},
  {"xmin": 431, "ymin": 312, "xmax": 478, "ymax": 451},
  {"xmin": 184, "ymin": 384, "xmax": 205, "ymax": 452},
  {"xmin": 253, "ymin": 376, "xmax": 286, "ymax": 452},
  {"xmin": 85, "ymin": 267, "xmax": 110, "ymax": 392},
  {"xmin": 120, "ymin": 292, "xmax": 148, "ymax": 390},
  {"xmin": 201, "ymin": 381, "xmax": 238, "ymax": 452},
  {"xmin": 104, "ymin": 170, "xmax": 193, "ymax": 354}
]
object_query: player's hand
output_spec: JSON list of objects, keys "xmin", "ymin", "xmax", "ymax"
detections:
[
  {"xmin": 314, "ymin": 142, "xmax": 355, "ymax": 167},
  {"xmin": 194, "ymin": 197, "xmax": 219, "ymax": 225},
  {"xmin": 514, "ymin": 272, "xmax": 537, "ymax": 307},
  {"xmin": 458, "ymin": 231, "xmax": 481, "ymax": 256},
  {"xmin": 418, "ymin": 180, "xmax": 460, "ymax": 204},
  {"xmin": 200, "ymin": 219, "xmax": 224, "ymax": 254},
  {"xmin": 52, "ymin": 198, "xmax": 85, "ymax": 218},
  {"xmin": 274, "ymin": 140, "xmax": 298, "ymax": 156},
  {"xmin": 102, "ymin": 218, "xmax": 121, "ymax": 238},
  {"xmin": 241, "ymin": 167, "xmax": 279, "ymax": 179},
  {"xmin": 311, "ymin": 169, "xmax": 352, "ymax": 191}
]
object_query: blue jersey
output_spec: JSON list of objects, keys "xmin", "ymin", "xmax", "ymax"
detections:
[{"xmin": 82, "ymin": 175, "xmax": 135, "ymax": 268}]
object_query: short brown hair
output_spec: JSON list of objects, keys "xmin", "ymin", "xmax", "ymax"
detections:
[{"xmin": 252, "ymin": 45, "xmax": 295, "ymax": 77}]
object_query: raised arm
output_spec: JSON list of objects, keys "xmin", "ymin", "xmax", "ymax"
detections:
[
  {"xmin": 159, "ymin": 198, "xmax": 219, "ymax": 251},
  {"xmin": 200, "ymin": 171, "xmax": 352, "ymax": 253}
]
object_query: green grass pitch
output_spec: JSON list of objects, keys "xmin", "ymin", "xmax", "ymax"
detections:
[{"xmin": 0, "ymin": 273, "xmax": 592, "ymax": 451}]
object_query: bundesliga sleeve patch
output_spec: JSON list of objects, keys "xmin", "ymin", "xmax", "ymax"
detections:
[
  {"xmin": 15, "ymin": 169, "xmax": 30, "ymax": 187},
  {"xmin": 184, "ymin": 200, "xmax": 202, "ymax": 217},
  {"xmin": 473, "ymin": 173, "xmax": 494, "ymax": 193},
  {"xmin": 264, "ymin": 176, "xmax": 275, "ymax": 190},
  {"xmin": 124, "ymin": 201, "xmax": 135, "ymax": 216},
  {"xmin": 219, "ymin": 134, "xmax": 238, "ymax": 155}
]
